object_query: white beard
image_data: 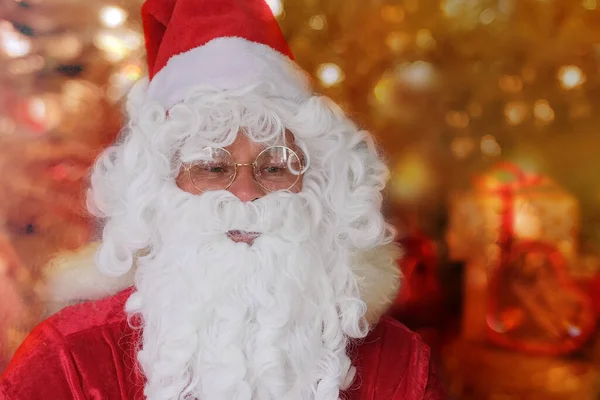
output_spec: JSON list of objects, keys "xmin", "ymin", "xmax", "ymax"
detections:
[{"xmin": 125, "ymin": 187, "xmax": 368, "ymax": 400}]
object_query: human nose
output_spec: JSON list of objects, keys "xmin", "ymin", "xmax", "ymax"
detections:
[{"xmin": 227, "ymin": 165, "xmax": 265, "ymax": 202}]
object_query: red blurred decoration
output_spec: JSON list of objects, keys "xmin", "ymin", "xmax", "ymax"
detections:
[
  {"xmin": 49, "ymin": 164, "xmax": 69, "ymax": 181},
  {"xmin": 47, "ymin": 160, "xmax": 88, "ymax": 182},
  {"xmin": 15, "ymin": 98, "xmax": 46, "ymax": 135},
  {"xmin": 388, "ymin": 233, "xmax": 444, "ymax": 329}
]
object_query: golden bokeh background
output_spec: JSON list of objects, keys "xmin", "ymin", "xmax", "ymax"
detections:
[{"xmin": 1, "ymin": 0, "xmax": 600, "ymax": 397}]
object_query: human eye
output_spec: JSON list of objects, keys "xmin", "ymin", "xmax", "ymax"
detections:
[
  {"xmin": 261, "ymin": 163, "xmax": 286, "ymax": 174},
  {"xmin": 189, "ymin": 161, "xmax": 231, "ymax": 180},
  {"xmin": 207, "ymin": 164, "xmax": 226, "ymax": 173}
]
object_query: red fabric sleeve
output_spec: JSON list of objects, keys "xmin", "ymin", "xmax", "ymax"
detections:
[
  {"xmin": 0, "ymin": 321, "xmax": 87, "ymax": 400},
  {"xmin": 346, "ymin": 317, "xmax": 448, "ymax": 400},
  {"xmin": 1, "ymin": 385, "xmax": 11, "ymax": 400}
]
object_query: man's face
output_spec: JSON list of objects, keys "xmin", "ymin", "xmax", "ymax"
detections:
[{"xmin": 175, "ymin": 133, "xmax": 304, "ymax": 244}]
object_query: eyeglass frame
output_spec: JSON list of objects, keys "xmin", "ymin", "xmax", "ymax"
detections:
[{"xmin": 183, "ymin": 145, "xmax": 306, "ymax": 193}]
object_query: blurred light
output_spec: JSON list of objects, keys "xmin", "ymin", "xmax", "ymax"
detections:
[
  {"xmin": 95, "ymin": 31, "xmax": 128, "ymax": 61},
  {"xmin": 568, "ymin": 325, "xmax": 582, "ymax": 337},
  {"xmin": 390, "ymin": 153, "xmax": 433, "ymax": 201},
  {"xmin": 317, "ymin": 63, "xmax": 344, "ymax": 87},
  {"xmin": 107, "ymin": 63, "xmax": 144, "ymax": 102},
  {"xmin": 499, "ymin": 75, "xmax": 523, "ymax": 93},
  {"xmin": 498, "ymin": 0, "xmax": 517, "ymax": 15},
  {"xmin": 504, "ymin": 101, "xmax": 528, "ymax": 125},
  {"xmin": 123, "ymin": 64, "xmax": 142, "ymax": 80},
  {"xmin": 467, "ymin": 102, "xmax": 483, "ymax": 118},
  {"xmin": 27, "ymin": 95, "xmax": 62, "ymax": 131},
  {"xmin": 446, "ymin": 110, "xmax": 469, "ymax": 128},
  {"xmin": 265, "ymin": 0, "xmax": 283, "ymax": 17},
  {"xmin": 441, "ymin": 0, "xmax": 483, "ymax": 22},
  {"xmin": 480, "ymin": 135, "xmax": 501, "ymax": 156},
  {"xmin": 415, "ymin": 29, "xmax": 436, "ymax": 50},
  {"xmin": 49, "ymin": 161, "xmax": 88, "ymax": 182},
  {"xmin": 109, "ymin": 71, "xmax": 130, "ymax": 87},
  {"xmin": 479, "ymin": 8, "xmax": 495, "ymax": 24},
  {"xmin": 373, "ymin": 73, "xmax": 394, "ymax": 105},
  {"xmin": 395, "ymin": 61, "xmax": 438, "ymax": 91},
  {"xmin": 62, "ymin": 80, "xmax": 102, "ymax": 112},
  {"xmin": 582, "ymin": 0, "xmax": 597, "ymax": 10},
  {"xmin": 94, "ymin": 29, "xmax": 142, "ymax": 62},
  {"xmin": 309, "ymin": 15, "xmax": 326, "ymax": 30},
  {"xmin": 441, "ymin": 0, "xmax": 462, "ymax": 17},
  {"xmin": 28, "ymin": 97, "xmax": 47, "ymax": 124},
  {"xmin": 50, "ymin": 164, "xmax": 69, "ymax": 181},
  {"xmin": 386, "ymin": 31, "xmax": 411, "ymax": 53},
  {"xmin": 381, "ymin": 5, "xmax": 405, "ymax": 23},
  {"xmin": 514, "ymin": 201, "xmax": 542, "ymax": 239},
  {"xmin": 100, "ymin": 6, "xmax": 128, "ymax": 28},
  {"xmin": 558, "ymin": 65, "xmax": 586, "ymax": 90},
  {"xmin": 533, "ymin": 99, "xmax": 554, "ymax": 124},
  {"xmin": 0, "ymin": 21, "xmax": 32, "ymax": 58},
  {"xmin": 120, "ymin": 29, "xmax": 143, "ymax": 50},
  {"xmin": 450, "ymin": 136, "xmax": 475, "ymax": 159},
  {"xmin": 0, "ymin": 116, "xmax": 16, "ymax": 135},
  {"xmin": 46, "ymin": 34, "xmax": 82, "ymax": 60},
  {"xmin": 7, "ymin": 54, "xmax": 44, "ymax": 75},
  {"xmin": 106, "ymin": 86, "xmax": 123, "ymax": 103}
]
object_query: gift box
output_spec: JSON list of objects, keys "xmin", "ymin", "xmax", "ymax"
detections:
[{"xmin": 447, "ymin": 163, "xmax": 595, "ymax": 354}]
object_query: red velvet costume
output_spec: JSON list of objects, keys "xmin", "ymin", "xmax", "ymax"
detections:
[{"xmin": 1, "ymin": 288, "xmax": 445, "ymax": 399}]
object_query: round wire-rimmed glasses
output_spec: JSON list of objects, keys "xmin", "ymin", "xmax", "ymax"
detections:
[{"xmin": 183, "ymin": 145, "xmax": 306, "ymax": 193}]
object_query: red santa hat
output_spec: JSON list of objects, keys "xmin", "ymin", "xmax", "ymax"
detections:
[{"xmin": 142, "ymin": 0, "xmax": 312, "ymax": 108}]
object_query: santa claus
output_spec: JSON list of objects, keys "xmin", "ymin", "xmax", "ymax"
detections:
[{"xmin": 0, "ymin": 0, "xmax": 446, "ymax": 399}]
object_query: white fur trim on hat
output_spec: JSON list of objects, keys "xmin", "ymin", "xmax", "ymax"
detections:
[{"xmin": 146, "ymin": 37, "xmax": 313, "ymax": 109}]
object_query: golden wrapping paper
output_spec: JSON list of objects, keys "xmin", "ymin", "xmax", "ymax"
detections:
[{"xmin": 447, "ymin": 183, "xmax": 579, "ymax": 268}]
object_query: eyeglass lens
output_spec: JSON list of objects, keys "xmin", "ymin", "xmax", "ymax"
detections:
[{"xmin": 186, "ymin": 146, "xmax": 303, "ymax": 192}]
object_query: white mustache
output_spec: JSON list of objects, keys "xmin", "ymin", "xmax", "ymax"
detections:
[
  {"xmin": 96, "ymin": 187, "xmax": 324, "ymax": 277},
  {"xmin": 156, "ymin": 188, "xmax": 321, "ymax": 243}
]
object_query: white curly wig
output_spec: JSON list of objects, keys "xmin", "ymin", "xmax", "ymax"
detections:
[{"xmin": 86, "ymin": 76, "xmax": 398, "ymax": 400}]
